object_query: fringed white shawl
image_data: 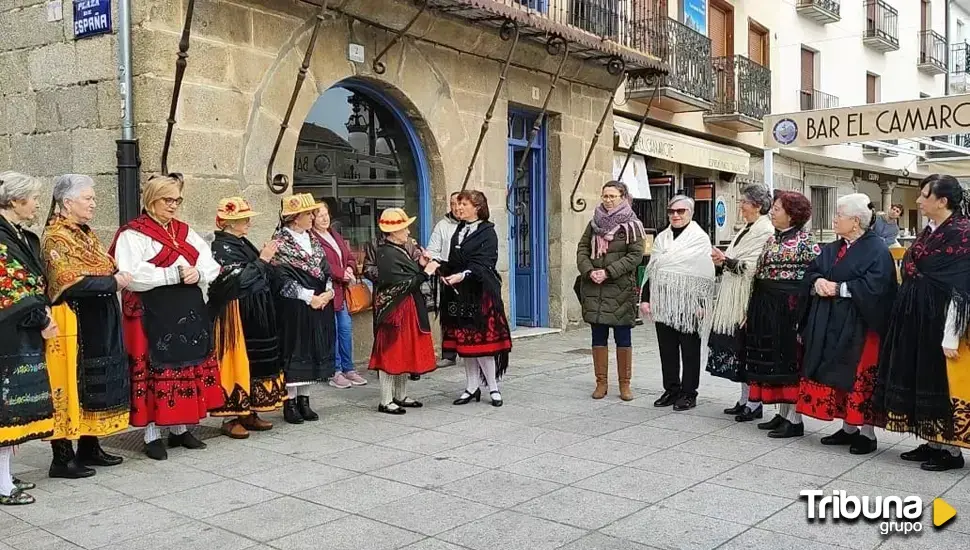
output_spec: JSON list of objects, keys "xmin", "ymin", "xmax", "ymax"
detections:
[
  {"xmin": 707, "ymin": 215, "xmax": 775, "ymax": 336},
  {"xmin": 646, "ymin": 221, "xmax": 716, "ymax": 333}
]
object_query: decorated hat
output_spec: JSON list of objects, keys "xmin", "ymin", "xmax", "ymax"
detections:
[
  {"xmin": 378, "ymin": 208, "xmax": 417, "ymax": 233},
  {"xmin": 216, "ymin": 197, "xmax": 259, "ymax": 221},
  {"xmin": 281, "ymin": 193, "xmax": 320, "ymax": 217}
]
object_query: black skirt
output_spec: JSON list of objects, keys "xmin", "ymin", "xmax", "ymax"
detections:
[
  {"xmin": 706, "ymin": 328, "xmax": 745, "ymax": 383},
  {"xmin": 743, "ymin": 279, "xmax": 803, "ymax": 386},
  {"xmin": 277, "ymin": 296, "xmax": 336, "ymax": 384}
]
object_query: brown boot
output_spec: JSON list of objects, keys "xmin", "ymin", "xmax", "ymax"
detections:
[
  {"xmin": 617, "ymin": 347, "xmax": 634, "ymax": 401},
  {"xmin": 591, "ymin": 346, "xmax": 609, "ymax": 399}
]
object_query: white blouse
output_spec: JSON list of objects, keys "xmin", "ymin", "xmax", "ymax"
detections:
[{"xmin": 113, "ymin": 225, "xmax": 221, "ymax": 293}]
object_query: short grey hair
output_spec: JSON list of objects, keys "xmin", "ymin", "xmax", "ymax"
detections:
[
  {"xmin": 740, "ymin": 184, "xmax": 772, "ymax": 214},
  {"xmin": 603, "ymin": 180, "xmax": 630, "ymax": 199},
  {"xmin": 668, "ymin": 194, "xmax": 694, "ymax": 212},
  {"xmin": 52, "ymin": 174, "xmax": 95, "ymax": 210},
  {"xmin": 836, "ymin": 193, "xmax": 875, "ymax": 229},
  {"xmin": 0, "ymin": 171, "xmax": 43, "ymax": 209}
]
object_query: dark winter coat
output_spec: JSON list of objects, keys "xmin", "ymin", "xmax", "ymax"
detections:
[{"xmin": 576, "ymin": 222, "xmax": 646, "ymax": 326}]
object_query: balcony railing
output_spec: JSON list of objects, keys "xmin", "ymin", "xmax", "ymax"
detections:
[
  {"xmin": 951, "ymin": 43, "xmax": 970, "ymax": 75},
  {"xmin": 709, "ymin": 55, "xmax": 771, "ymax": 121},
  {"xmin": 918, "ymin": 30, "xmax": 947, "ymax": 74},
  {"xmin": 863, "ymin": 0, "xmax": 899, "ymax": 51},
  {"xmin": 627, "ymin": 16, "xmax": 713, "ymax": 103},
  {"xmin": 799, "ymin": 89, "xmax": 839, "ymax": 111},
  {"xmin": 796, "ymin": 0, "xmax": 841, "ymax": 24}
]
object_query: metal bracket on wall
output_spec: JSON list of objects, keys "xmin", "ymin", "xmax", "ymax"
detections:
[
  {"xmin": 372, "ymin": 0, "xmax": 429, "ymax": 74},
  {"xmin": 460, "ymin": 19, "xmax": 520, "ymax": 192},
  {"xmin": 160, "ymin": 0, "xmax": 196, "ymax": 176},
  {"xmin": 616, "ymin": 68, "xmax": 663, "ymax": 182},
  {"xmin": 266, "ymin": 1, "xmax": 330, "ymax": 195},
  {"xmin": 508, "ymin": 36, "xmax": 568, "ymax": 215}
]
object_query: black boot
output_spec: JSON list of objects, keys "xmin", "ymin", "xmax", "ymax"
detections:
[
  {"xmin": 921, "ymin": 450, "xmax": 966, "ymax": 472},
  {"xmin": 76, "ymin": 436, "xmax": 123, "ymax": 467},
  {"xmin": 168, "ymin": 429, "xmax": 207, "ymax": 450},
  {"xmin": 49, "ymin": 440, "xmax": 96, "ymax": 479},
  {"xmin": 297, "ymin": 395, "xmax": 319, "ymax": 421},
  {"xmin": 283, "ymin": 399, "xmax": 304, "ymax": 424}
]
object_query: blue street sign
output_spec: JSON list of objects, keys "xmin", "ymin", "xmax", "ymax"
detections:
[
  {"xmin": 715, "ymin": 197, "xmax": 727, "ymax": 228},
  {"xmin": 74, "ymin": 0, "xmax": 111, "ymax": 39}
]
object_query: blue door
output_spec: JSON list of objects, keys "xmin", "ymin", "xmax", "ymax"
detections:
[{"xmin": 507, "ymin": 111, "xmax": 548, "ymax": 328}]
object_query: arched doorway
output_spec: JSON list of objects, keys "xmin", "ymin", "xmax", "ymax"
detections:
[{"xmin": 293, "ymin": 79, "xmax": 432, "ymax": 261}]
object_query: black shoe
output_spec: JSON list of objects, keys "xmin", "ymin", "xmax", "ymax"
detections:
[
  {"xmin": 410, "ymin": 374, "xmax": 422, "ymax": 381},
  {"xmin": 48, "ymin": 440, "xmax": 96, "ymax": 479},
  {"xmin": 378, "ymin": 403, "xmax": 407, "ymax": 415},
  {"xmin": 296, "ymin": 396, "xmax": 319, "ymax": 421},
  {"xmin": 767, "ymin": 420, "xmax": 804, "ymax": 439},
  {"xmin": 673, "ymin": 393, "xmax": 697, "ymax": 411},
  {"xmin": 144, "ymin": 439, "xmax": 168, "ymax": 461},
  {"xmin": 921, "ymin": 450, "xmax": 965, "ymax": 472},
  {"xmin": 849, "ymin": 434, "xmax": 878, "ymax": 455},
  {"xmin": 490, "ymin": 391, "xmax": 503, "ymax": 407},
  {"xmin": 820, "ymin": 429, "xmax": 857, "ymax": 446},
  {"xmin": 901, "ymin": 443, "xmax": 939, "ymax": 462},
  {"xmin": 76, "ymin": 436, "xmax": 123, "ymax": 467},
  {"xmin": 653, "ymin": 389, "xmax": 680, "ymax": 408},
  {"xmin": 283, "ymin": 399, "xmax": 304, "ymax": 424},
  {"xmin": 724, "ymin": 402, "xmax": 746, "ymax": 415},
  {"xmin": 757, "ymin": 414, "xmax": 785, "ymax": 431},
  {"xmin": 393, "ymin": 398, "xmax": 423, "ymax": 408},
  {"xmin": 453, "ymin": 388, "xmax": 481, "ymax": 405},
  {"xmin": 168, "ymin": 430, "xmax": 207, "ymax": 450},
  {"xmin": 735, "ymin": 405, "xmax": 763, "ymax": 422}
]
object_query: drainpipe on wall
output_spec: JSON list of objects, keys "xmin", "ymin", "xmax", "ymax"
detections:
[
  {"xmin": 116, "ymin": 0, "xmax": 141, "ymax": 225},
  {"xmin": 946, "ymin": 0, "xmax": 952, "ymax": 96}
]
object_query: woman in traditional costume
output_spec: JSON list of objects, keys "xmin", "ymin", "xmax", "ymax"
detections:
[
  {"xmin": 109, "ymin": 174, "xmax": 224, "ymax": 460},
  {"xmin": 576, "ymin": 181, "xmax": 647, "ymax": 401},
  {"xmin": 743, "ymin": 190, "xmax": 820, "ymax": 439},
  {"xmin": 874, "ymin": 174, "xmax": 970, "ymax": 472},
  {"xmin": 0, "ymin": 171, "xmax": 56, "ymax": 505},
  {"xmin": 641, "ymin": 195, "xmax": 716, "ymax": 412},
  {"xmin": 797, "ymin": 193, "xmax": 897, "ymax": 455},
  {"xmin": 208, "ymin": 197, "xmax": 286, "ymax": 439},
  {"xmin": 42, "ymin": 174, "xmax": 131, "ymax": 478},
  {"xmin": 270, "ymin": 193, "xmax": 336, "ymax": 425},
  {"xmin": 442, "ymin": 190, "xmax": 512, "ymax": 407},
  {"xmin": 369, "ymin": 208, "xmax": 440, "ymax": 414}
]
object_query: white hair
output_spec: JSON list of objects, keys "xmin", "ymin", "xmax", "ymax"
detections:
[
  {"xmin": 52, "ymin": 174, "xmax": 95, "ymax": 209},
  {"xmin": 0, "ymin": 171, "xmax": 43, "ymax": 209},
  {"xmin": 668, "ymin": 194, "xmax": 695, "ymax": 212},
  {"xmin": 837, "ymin": 193, "xmax": 874, "ymax": 229}
]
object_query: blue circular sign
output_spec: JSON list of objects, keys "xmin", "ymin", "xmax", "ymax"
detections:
[
  {"xmin": 715, "ymin": 198, "xmax": 727, "ymax": 228},
  {"xmin": 772, "ymin": 118, "xmax": 798, "ymax": 146}
]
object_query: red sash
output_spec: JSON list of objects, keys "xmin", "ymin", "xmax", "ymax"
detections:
[{"xmin": 108, "ymin": 214, "xmax": 199, "ymax": 267}]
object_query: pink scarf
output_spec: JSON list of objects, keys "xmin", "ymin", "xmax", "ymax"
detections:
[{"xmin": 590, "ymin": 201, "xmax": 646, "ymax": 258}]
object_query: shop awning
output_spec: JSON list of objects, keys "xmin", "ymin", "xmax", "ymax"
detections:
[
  {"xmin": 612, "ymin": 152, "xmax": 651, "ymax": 200},
  {"xmin": 614, "ymin": 117, "xmax": 751, "ymax": 175}
]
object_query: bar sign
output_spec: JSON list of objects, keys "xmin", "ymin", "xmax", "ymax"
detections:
[{"xmin": 74, "ymin": 0, "xmax": 112, "ymax": 39}]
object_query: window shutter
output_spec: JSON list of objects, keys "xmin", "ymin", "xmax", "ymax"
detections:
[
  {"xmin": 709, "ymin": 5, "xmax": 727, "ymax": 57},
  {"xmin": 748, "ymin": 27, "xmax": 765, "ymax": 66},
  {"xmin": 800, "ymin": 48, "xmax": 815, "ymax": 91},
  {"xmin": 866, "ymin": 74, "xmax": 877, "ymax": 103}
]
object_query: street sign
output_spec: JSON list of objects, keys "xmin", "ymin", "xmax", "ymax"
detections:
[
  {"xmin": 715, "ymin": 196, "xmax": 727, "ymax": 228},
  {"xmin": 73, "ymin": 0, "xmax": 111, "ymax": 39}
]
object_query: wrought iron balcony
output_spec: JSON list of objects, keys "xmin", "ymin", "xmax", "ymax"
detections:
[
  {"xmin": 863, "ymin": 0, "xmax": 899, "ymax": 52},
  {"xmin": 627, "ymin": 16, "xmax": 713, "ymax": 112},
  {"xmin": 918, "ymin": 30, "xmax": 947, "ymax": 75},
  {"xmin": 704, "ymin": 55, "xmax": 771, "ymax": 132},
  {"xmin": 796, "ymin": 0, "xmax": 840, "ymax": 25},
  {"xmin": 950, "ymin": 43, "xmax": 970, "ymax": 93},
  {"xmin": 799, "ymin": 89, "xmax": 839, "ymax": 111}
]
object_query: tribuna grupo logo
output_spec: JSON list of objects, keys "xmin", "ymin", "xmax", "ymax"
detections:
[{"xmin": 799, "ymin": 490, "xmax": 956, "ymax": 535}]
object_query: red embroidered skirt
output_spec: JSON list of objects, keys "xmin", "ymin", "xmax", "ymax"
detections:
[
  {"xmin": 748, "ymin": 383, "xmax": 800, "ymax": 405},
  {"xmin": 123, "ymin": 297, "xmax": 224, "ymax": 427},
  {"xmin": 796, "ymin": 331, "xmax": 883, "ymax": 426},
  {"xmin": 369, "ymin": 296, "xmax": 437, "ymax": 376},
  {"xmin": 442, "ymin": 293, "xmax": 512, "ymax": 357}
]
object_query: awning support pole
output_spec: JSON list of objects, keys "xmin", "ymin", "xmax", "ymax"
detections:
[
  {"xmin": 460, "ymin": 19, "xmax": 520, "ymax": 192},
  {"xmin": 373, "ymin": 0, "xmax": 429, "ymax": 74},
  {"xmin": 617, "ymin": 69, "xmax": 663, "ymax": 181},
  {"xmin": 160, "ymin": 0, "xmax": 196, "ymax": 175},
  {"xmin": 266, "ymin": 1, "xmax": 330, "ymax": 195}
]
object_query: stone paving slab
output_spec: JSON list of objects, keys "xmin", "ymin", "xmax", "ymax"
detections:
[{"xmin": 1, "ymin": 327, "xmax": 968, "ymax": 550}]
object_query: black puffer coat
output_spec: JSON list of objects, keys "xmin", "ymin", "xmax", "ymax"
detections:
[{"xmin": 576, "ymin": 222, "xmax": 645, "ymax": 326}]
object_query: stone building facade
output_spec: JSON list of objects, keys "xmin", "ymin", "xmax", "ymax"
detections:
[{"xmin": 0, "ymin": 0, "xmax": 664, "ymax": 359}]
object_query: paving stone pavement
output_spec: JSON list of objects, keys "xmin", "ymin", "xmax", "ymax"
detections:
[{"xmin": 3, "ymin": 327, "xmax": 970, "ymax": 550}]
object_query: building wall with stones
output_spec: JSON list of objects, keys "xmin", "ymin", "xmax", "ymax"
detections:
[{"xmin": 2, "ymin": 0, "xmax": 631, "ymax": 359}]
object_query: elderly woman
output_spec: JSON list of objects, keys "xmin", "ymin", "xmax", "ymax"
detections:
[
  {"xmin": 0, "ymin": 171, "xmax": 56, "ymax": 505},
  {"xmin": 707, "ymin": 184, "xmax": 775, "ymax": 422},
  {"xmin": 442, "ymin": 190, "xmax": 513, "ymax": 407},
  {"xmin": 110, "ymin": 174, "xmax": 223, "ymax": 460},
  {"xmin": 577, "ymin": 181, "xmax": 646, "ymax": 401},
  {"xmin": 270, "ymin": 193, "xmax": 336, "ymax": 425},
  {"xmin": 208, "ymin": 197, "xmax": 286, "ymax": 439},
  {"xmin": 42, "ymin": 175, "xmax": 131, "ymax": 478},
  {"xmin": 796, "ymin": 194, "xmax": 897, "ymax": 455},
  {"xmin": 743, "ymin": 190, "xmax": 820, "ymax": 439},
  {"xmin": 641, "ymin": 195, "xmax": 716, "ymax": 411},
  {"xmin": 874, "ymin": 174, "xmax": 970, "ymax": 471},
  {"xmin": 311, "ymin": 202, "xmax": 365, "ymax": 389},
  {"xmin": 369, "ymin": 208, "xmax": 441, "ymax": 414}
]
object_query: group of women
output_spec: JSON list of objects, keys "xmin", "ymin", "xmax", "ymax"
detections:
[
  {"xmin": 0, "ymin": 169, "xmax": 513, "ymax": 506},
  {"xmin": 583, "ymin": 174, "xmax": 969, "ymax": 472}
]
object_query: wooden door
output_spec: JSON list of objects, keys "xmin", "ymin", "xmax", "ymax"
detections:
[
  {"xmin": 866, "ymin": 73, "xmax": 878, "ymax": 104},
  {"xmin": 921, "ymin": 0, "xmax": 930, "ymax": 31},
  {"xmin": 800, "ymin": 48, "xmax": 815, "ymax": 109}
]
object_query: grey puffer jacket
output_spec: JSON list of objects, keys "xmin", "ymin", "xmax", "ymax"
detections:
[{"xmin": 576, "ymin": 222, "xmax": 646, "ymax": 326}]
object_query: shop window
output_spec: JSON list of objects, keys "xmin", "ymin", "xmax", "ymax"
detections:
[{"xmin": 294, "ymin": 86, "xmax": 422, "ymax": 266}]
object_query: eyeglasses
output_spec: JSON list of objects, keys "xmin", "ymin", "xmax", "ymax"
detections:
[
  {"xmin": 160, "ymin": 197, "xmax": 184, "ymax": 207},
  {"xmin": 667, "ymin": 208, "xmax": 688, "ymax": 216},
  {"xmin": 601, "ymin": 194, "xmax": 622, "ymax": 201}
]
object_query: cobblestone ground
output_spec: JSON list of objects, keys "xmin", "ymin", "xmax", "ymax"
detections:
[{"xmin": 2, "ymin": 327, "xmax": 969, "ymax": 550}]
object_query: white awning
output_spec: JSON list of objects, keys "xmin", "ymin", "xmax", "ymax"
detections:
[
  {"xmin": 614, "ymin": 117, "xmax": 751, "ymax": 175},
  {"xmin": 612, "ymin": 152, "xmax": 651, "ymax": 200}
]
